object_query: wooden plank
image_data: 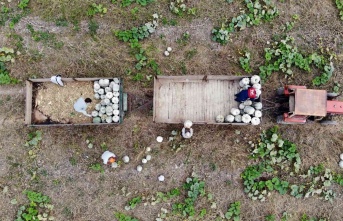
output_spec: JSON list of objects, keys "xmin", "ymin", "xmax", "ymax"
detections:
[
  {"xmin": 25, "ymin": 80, "xmax": 33, "ymax": 125},
  {"xmin": 28, "ymin": 77, "xmax": 115, "ymax": 83}
]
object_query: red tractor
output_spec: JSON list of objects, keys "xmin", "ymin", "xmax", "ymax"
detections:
[{"xmin": 276, "ymin": 85, "xmax": 343, "ymax": 125}]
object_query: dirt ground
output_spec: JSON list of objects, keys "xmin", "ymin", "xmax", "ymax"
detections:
[{"xmin": 1, "ymin": 0, "xmax": 343, "ymax": 221}]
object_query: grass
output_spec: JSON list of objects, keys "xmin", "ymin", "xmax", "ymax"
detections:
[{"xmin": 0, "ymin": 0, "xmax": 343, "ymax": 220}]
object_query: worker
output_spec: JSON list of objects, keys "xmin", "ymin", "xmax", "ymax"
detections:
[
  {"xmin": 235, "ymin": 87, "xmax": 256, "ymax": 102},
  {"xmin": 101, "ymin": 151, "xmax": 117, "ymax": 165},
  {"xmin": 74, "ymin": 97, "xmax": 92, "ymax": 117},
  {"xmin": 182, "ymin": 120, "xmax": 194, "ymax": 139},
  {"xmin": 50, "ymin": 75, "xmax": 64, "ymax": 86}
]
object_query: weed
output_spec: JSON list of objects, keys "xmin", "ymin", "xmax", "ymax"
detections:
[
  {"xmin": 335, "ymin": 0, "xmax": 343, "ymax": 20},
  {"xmin": 55, "ymin": 17, "xmax": 68, "ymax": 27},
  {"xmin": 185, "ymin": 49, "xmax": 197, "ymax": 60},
  {"xmin": 162, "ymin": 17, "xmax": 178, "ymax": 26},
  {"xmin": 176, "ymin": 31, "xmax": 190, "ymax": 45},
  {"xmin": 120, "ymin": 0, "xmax": 154, "ymax": 7},
  {"xmin": 210, "ymin": 162, "xmax": 217, "ymax": 171},
  {"xmin": 301, "ymin": 213, "xmax": 328, "ymax": 221},
  {"xmin": 126, "ymin": 196, "xmax": 142, "ymax": 210},
  {"xmin": 212, "ymin": 0, "xmax": 278, "ymax": 44},
  {"xmin": 225, "ymin": 201, "xmax": 240, "ymax": 220},
  {"xmin": 25, "ymin": 131, "xmax": 42, "ymax": 148},
  {"xmin": 69, "ymin": 157, "xmax": 77, "ymax": 166},
  {"xmin": 88, "ymin": 19, "xmax": 99, "ymax": 37},
  {"xmin": 27, "ymin": 24, "xmax": 64, "ymax": 49},
  {"xmin": 15, "ymin": 190, "xmax": 54, "ymax": 221},
  {"xmin": 87, "ymin": 3, "xmax": 107, "ymax": 17},
  {"xmin": 333, "ymin": 82, "xmax": 341, "ymax": 93},
  {"xmin": 114, "ymin": 212, "xmax": 138, "ymax": 221},
  {"xmin": 170, "ymin": 0, "xmax": 197, "ymax": 16},
  {"xmin": 114, "ymin": 14, "xmax": 161, "ymax": 81},
  {"xmin": 62, "ymin": 207, "xmax": 73, "ymax": 218},
  {"xmin": 258, "ymin": 36, "xmax": 334, "ymax": 85},
  {"xmin": 226, "ymin": 0, "xmax": 234, "ymax": 3},
  {"xmin": 155, "ymin": 188, "xmax": 181, "ymax": 202},
  {"xmin": 265, "ymin": 214, "xmax": 276, "ymax": 221},
  {"xmin": 239, "ymin": 51, "xmax": 252, "ymax": 73},
  {"xmin": 18, "ymin": 0, "xmax": 30, "ymax": 10},
  {"xmin": 89, "ymin": 163, "xmax": 104, "ymax": 173},
  {"xmin": 0, "ymin": 52, "xmax": 19, "ymax": 85},
  {"xmin": 172, "ymin": 175, "xmax": 206, "ymax": 218}
]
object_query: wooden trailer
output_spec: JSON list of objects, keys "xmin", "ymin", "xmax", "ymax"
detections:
[
  {"xmin": 153, "ymin": 75, "xmax": 254, "ymax": 125},
  {"xmin": 25, "ymin": 77, "xmax": 127, "ymax": 126}
]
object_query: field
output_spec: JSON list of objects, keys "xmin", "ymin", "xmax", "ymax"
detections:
[{"xmin": 1, "ymin": 0, "xmax": 343, "ymax": 220}]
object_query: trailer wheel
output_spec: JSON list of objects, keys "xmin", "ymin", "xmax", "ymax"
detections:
[
  {"xmin": 320, "ymin": 120, "xmax": 338, "ymax": 125},
  {"xmin": 276, "ymin": 87, "xmax": 285, "ymax": 96}
]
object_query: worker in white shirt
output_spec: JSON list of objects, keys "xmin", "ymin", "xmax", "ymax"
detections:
[
  {"xmin": 182, "ymin": 120, "xmax": 194, "ymax": 139},
  {"xmin": 73, "ymin": 97, "xmax": 92, "ymax": 117}
]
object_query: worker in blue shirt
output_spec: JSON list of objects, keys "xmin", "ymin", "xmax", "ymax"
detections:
[{"xmin": 74, "ymin": 97, "xmax": 92, "ymax": 117}]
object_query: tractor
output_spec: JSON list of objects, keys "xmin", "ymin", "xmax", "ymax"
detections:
[{"xmin": 276, "ymin": 85, "xmax": 343, "ymax": 125}]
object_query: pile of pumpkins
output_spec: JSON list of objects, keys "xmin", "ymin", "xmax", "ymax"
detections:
[
  {"xmin": 91, "ymin": 78, "xmax": 121, "ymax": 123},
  {"xmin": 216, "ymin": 75, "xmax": 262, "ymax": 125}
]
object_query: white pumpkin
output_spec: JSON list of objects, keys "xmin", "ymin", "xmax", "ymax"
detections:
[
  {"xmin": 254, "ymin": 110, "xmax": 262, "ymax": 118},
  {"xmin": 340, "ymin": 153, "xmax": 343, "ymax": 160},
  {"xmin": 230, "ymin": 108, "xmax": 240, "ymax": 116},
  {"xmin": 242, "ymin": 114, "xmax": 251, "ymax": 123},
  {"xmin": 239, "ymin": 78, "xmax": 250, "ymax": 87},
  {"xmin": 253, "ymin": 102, "xmax": 263, "ymax": 110},
  {"xmin": 112, "ymin": 97, "xmax": 119, "ymax": 104},
  {"xmin": 216, "ymin": 115, "xmax": 225, "ymax": 123},
  {"xmin": 94, "ymin": 83, "xmax": 100, "ymax": 90},
  {"xmin": 113, "ymin": 78, "xmax": 120, "ymax": 84},
  {"xmin": 252, "ymin": 83, "xmax": 261, "ymax": 90},
  {"xmin": 339, "ymin": 160, "xmax": 343, "ymax": 168},
  {"xmin": 244, "ymin": 106, "xmax": 255, "ymax": 115},
  {"xmin": 113, "ymin": 110, "xmax": 120, "ymax": 116},
  {"xmin": 251, "ymin": 117, "xmax": 261, "ymax": 125},
  {"xmin": 184, "ymin": 120, "xmax": 193, "ymax": 128},
  {"xmin": 250, "ymin": 75, "xmax": 260, "ymax": 84},
  {"xmin": 255, "ymin": 89, "xmax": 262, "ymax": 98},
  {"xmin": 239, "ymin": 103, "xmax": 245, "ymax": 109},
  {"xmin": 113, "ymin": 83, "xmax": 120, "ymax": 92},
  {"xmin": 98, "ymin": 88, "xmax": 104, "ymax": 95},
  {"xmin": 112, "ymin": 115, "xmax": 120, "ymax": 122},
  {"xmin": 234, "ymin": 115, "xmax": 242, "ymax": 122},
  {"xmin": 94, "ymin": 93, "xmax": 100, "ymax": 99},
  {"xmin": 243, "ymin": 100, "xmax": 252, "ymax": 106},
  {"xmin": 112, "ymin": 104, "xmax": 119, "ymax": 110},
  {"xmin": 225, "ymin": 115, "xmax": 235, "ymax": 123},
  {"xmin": 106, "ymin": 92, "xmax": 113, "ymax": 99}
]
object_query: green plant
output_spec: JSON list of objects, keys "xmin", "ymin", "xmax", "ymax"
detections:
[
  {"xmin": 170, "ymin": 0, "xmax": 196, "ymax": 16},
  {"xmin": 225, "ymin": 201, "xmax": 240, "ymax": 220},
  {"xmin": 176, "ymin": 31, "xmax": 190, "ymax": 45},
  {"xmin": 332, "ymin": 81, "xmax": 341, "ymax": 93},
  {"xmin": 25, "ymin": 131, "xmax": 42, "ymax": 148},
  {"xmin": 18, "ymin": 0, "xmax": 30, "ymax": 10},
  {"xmin": 172, "ymin": 176, "xmax": 206, "ymax": 218},
  {"xmin": 27, "ymin": 24, "xmax": 64, "ymax": 49},
  {"xmin": 258, "ymin": 36, "xmax": 334, "ymax": 85},
  {"xmin": 0, "ymin": 47, "xmax": 19, "ymax": 84},
  {"xmin": 15, "ymin": 190, "xmax": 54, "ymax": 221},
  {"xmin": 114, "ymin": 212, "xmax": 139, "ymax": 221},
  {"xmin": 87, "ymin": 3, "xmax": 107, "ymax": 17},
  {"xmin": 239, "ymin": 51, "xmax": 252, "ymax": 73},
  {"xmin": 265, "ymin": 214, "xmax": 276, "ymax": 221},
  {"xmin": 89, "ymin": 163, "xmax": 104, "ymax": 173},
  {"xmin": 126, "ymin": 196, "xmax": 142, "ymax": 210},
  {"xmin": 120, "ymin": 0, "xmax": 154, "ymax": 7},
  {"xmin": 88, "ymin": 20, "xmax": 99, "ymax": 37},
  {"xmin": 55, "ymin": 17, "xmax": 68, "ymax": 27},
  {"xmin": 335, "ymin": 0, "xmax": 343, "ymax": 20},
  {"xmin": 226, "ymin": 0, "xmax": 234, "ymax": 3},
  {"xmin": 114, "ymin": 14, "xmax": 161, "ymax": 81},
  {"xmin": 301, "ymin": 213, "xmax": 328, "ymax": 221},
  {"xmin": 156, "ymin": 188, "xmax": 181, "ymax": 202},
  {"xmin": 212, "ymin": 0, "xmax": 278, "ymax": 44}
]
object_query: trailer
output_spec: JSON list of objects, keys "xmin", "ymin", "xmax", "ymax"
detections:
[
  {"xmin": 153, "ymin": 75, "xmax": 261, "ymax": 125},
  {"xmin": 25, "ymin": 77, "xmax": 128, "ymax": 126}
]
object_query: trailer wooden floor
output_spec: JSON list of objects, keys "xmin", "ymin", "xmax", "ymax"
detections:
[{"xmin": 153, "ymin": 76, "xmax": 241, "ymax": 124}]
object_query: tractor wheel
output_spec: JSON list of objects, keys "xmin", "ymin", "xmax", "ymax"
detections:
[
  {"xmin": 327, "ymin": 92, "xmax": 339, "ymax": 99},
  {"xmin": 276, "ymin": 87, "xmax": 285, "ymax": 96},
  {"xmin": 277, "ymin": 115, "xmax": 287, "ymax": 124},
  {"xmin": 320, "ymin": 120, "xmax": 338, "ymax": 125}
]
